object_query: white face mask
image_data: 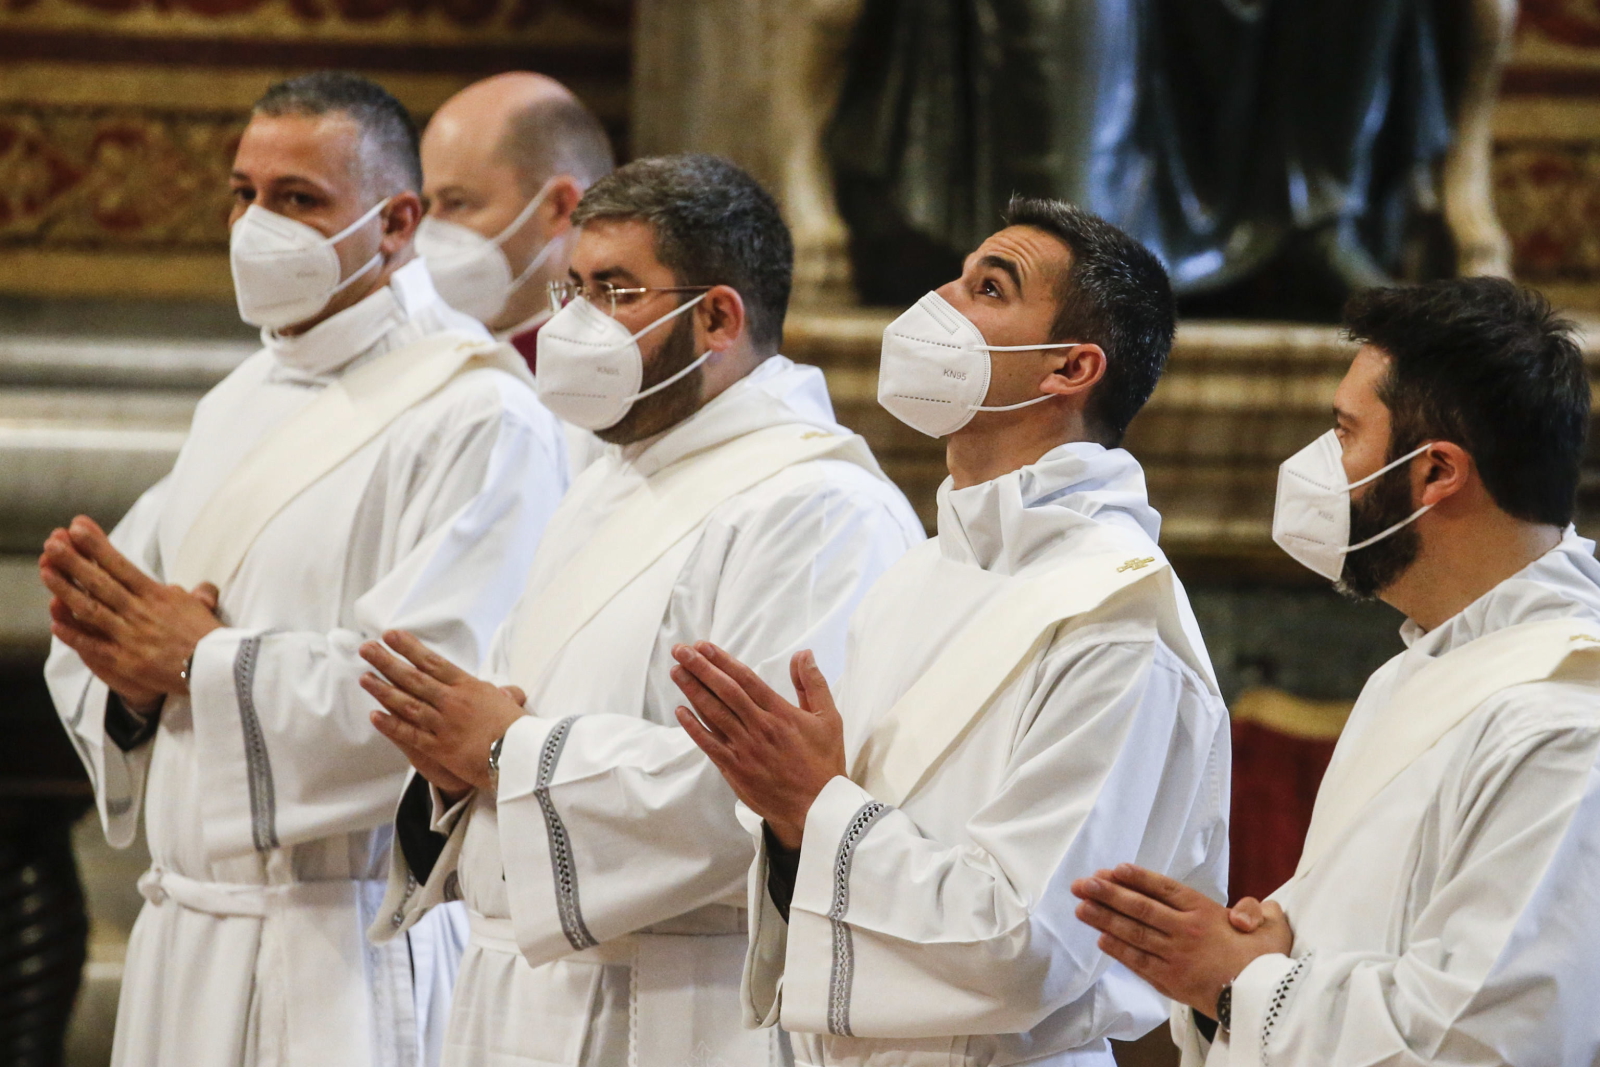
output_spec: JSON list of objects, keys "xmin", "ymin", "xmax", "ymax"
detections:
[
  {"xmin": 877, "ymin": 291, "xmax": 1081, "ymax": 438},
  {"xmin": 417, "ymin": 180, "xmax": 560, "ymax": 324},
  {"xmin": 1272, "ymin": 430, "xmax": 1436, "ymax": 581},
  {"xmin": 230, "ymin": 200, "xmax": 388, "ymax": 330},
  {"xmin": 535, "ymin": 291, "xmax": 711, "ymax": 430}
]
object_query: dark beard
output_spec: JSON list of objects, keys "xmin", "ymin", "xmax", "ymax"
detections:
[
  {"xmin": 1335, "ymin": 459, "xmax": 1422, "ymax": 601},
  {"xmin": 595, "ymin": 310, "xmax": 705, "ymax": 445}
]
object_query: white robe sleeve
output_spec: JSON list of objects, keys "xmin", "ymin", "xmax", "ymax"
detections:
[
  {"xmin": 43, "ymin": 476, "xmax": 173, "ymax": 849},
  {"xmin": 769, "ymin": 634, "xmax": 1230, "ymax": 1046},
  {"xmin": 1218, "ymin": 688, "xmax": 1600, "ymax": 1067},
  {"xmin": 191, "ymin": 403, "xmax": 564, "ymax": 861},
  {"xmin": 496, "ymin": 469, "xmax": 918, "ymax": 967}
]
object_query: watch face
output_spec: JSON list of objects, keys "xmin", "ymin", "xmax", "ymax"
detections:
[{"xmin": 1216, "ymin": 984, "xmax": 1233, "ymax": 1030}]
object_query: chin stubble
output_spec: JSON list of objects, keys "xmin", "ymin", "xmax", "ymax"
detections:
[
  {"xmin": 1334, "ymin": 461, "xmax": 1421, "ymax": 602},
  {"xmin": 594, "ymin": 312, "xmax": 705, "ymax": 446}
]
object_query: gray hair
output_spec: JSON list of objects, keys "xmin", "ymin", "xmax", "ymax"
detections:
[
  {"xmin": 498, "ymin": 95, "xmax": 615, "ymax": 196},
  {"xmin": 255, "ymin": 71, "xmax": 422, "ymax": 194},
  {"xmin": 572, "ymin": 154, "xmax": 793, "ymax": 352}
]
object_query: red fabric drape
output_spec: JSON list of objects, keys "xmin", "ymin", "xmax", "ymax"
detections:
[{"xmin": 1227, "ymin": 690, "xmax": 1347, "ymax": 904}]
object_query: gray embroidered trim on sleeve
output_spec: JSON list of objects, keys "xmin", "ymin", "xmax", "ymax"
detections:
[
  {"xmin": 534, "ymin": 716, "xmax": 597, "ymax": 951},
  {"xmin": 234, "ymin": 633, "xmax": 280, "ymax": 852},
  {"xmin": 826, "ymin": 800, "xmax": 890, "ymax": 1038},
  {"xmin": 1261, "ymin": 952, "xmax": 1311, "ymax": 1064}
]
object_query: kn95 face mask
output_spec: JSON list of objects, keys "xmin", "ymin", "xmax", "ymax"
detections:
[
  {"xmin": 417, "ymin": 180, "xmax": 559, "ymax": 323},
  {"xmin": 877, "ymin": 290, "xmax": 1081, "ymax": 438},
  {"xmin": 535, "ymin": 291, "xmax": 712, "ymax": 430},
  {"xmin": 230, "ymin": 200, "xmax": 389, "ymax": 330},
  {"xmin": 1272, "ymin": 430, "xmax": 1436, "ymax": 581}
]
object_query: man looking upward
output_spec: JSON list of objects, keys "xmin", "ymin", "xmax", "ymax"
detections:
[
  {"xmin": 415, "ymin": 71, "xmax": 613, "ymax": 476},
  {"xmin": 672, "ymin": 198, "xmax": 1231, "ymax": 1066},
  {"xmin": 358, "ymin": 155, "xmax": 923, "ymax": 1067},
  {"xmin": 40, "ymin": 71, "xmax": 567, "ymax": 1067},
  {"xmin": 1073, "ymin": 279, "xmax": 1600, "ymax": 1067}
]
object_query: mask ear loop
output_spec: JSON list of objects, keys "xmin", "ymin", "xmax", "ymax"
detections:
[
  {"xmin": 327, "ymin": 197, "xmax": 393, "ymax": 293},
  {"xmin": 627, "ymin": 349, "xmax": 715, "ymax": 402},
  {"xmin": 504, "ymin": 229, "xmax": 564, "ymax": 294},
  {"xmin": 967, "ymin": 341, "xmax": 1084, "ymax": 413},
  {"xmin": 1340, "ymin": 441, "xmax": 1438, "ymax": 555},
  {"xmin": 582, "ymin": 289, "xmax": 712, "ymax": 353}
]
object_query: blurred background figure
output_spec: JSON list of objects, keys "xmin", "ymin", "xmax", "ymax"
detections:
[
  {"xmin": 824, "ymin": 0, "xmax": 1516, "ymax": 316},
  {"xmin": 1, "ymin": 1, "xmax": 1598, "ymax": 1065},
  {"xmin": 417, "ymin": 72, "xmax": 614, "ymax": 351},
  {"xmin": 416, "ymin": 71, "xmax": 615, "ymax": 475}
]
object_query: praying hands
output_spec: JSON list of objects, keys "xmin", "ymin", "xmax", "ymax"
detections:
[
  {"xmin": 1071, "ymin": 864, "xmax": 1294, "ymax": 1020},
  {"xmin": 360, "ymin": 630, "xmax": 528, "ymax": 798},
  {"xmin": 669, "ymin": 641, "xmax": 845, "ymax": 849},
  {"xmin": 40, "ymin": 515, "xmax": 222, "ymax": 713}
]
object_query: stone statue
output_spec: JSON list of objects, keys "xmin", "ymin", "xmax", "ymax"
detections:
[
  {"xmin": 631, "ymin": 0, "xmax": 1515, "ymax": 315},
  {"xmin": 633, "ymin": 0, "xmax": 864, "ymax": 306}
]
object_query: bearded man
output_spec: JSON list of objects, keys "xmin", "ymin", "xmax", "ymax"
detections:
[
  {"xmin": 360, "ymin": 155, "xmax": 923, "ymax": 1067},
  {"xmin": 1074, "ymin": 278, "xmax": 1600, "ymax": 1067}
]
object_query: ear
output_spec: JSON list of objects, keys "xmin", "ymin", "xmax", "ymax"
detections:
[
  {"xmin": 695, "ymin": 284, "xmax": 746, "ymax": 353},
  {"xmin": 1415, "ymin": 441, "xmax": 1474, "ymax": 509},
  {"xmin": 1039, "ymin": 343, "xmax": 1107, "ymax": 398},
  {"xmin": 542, "ymin": 176, "xmax": 585, "ymax": 231},
  {"xmin": 380, "ymin": 192, "xmax": 424, "ymax": 256}
]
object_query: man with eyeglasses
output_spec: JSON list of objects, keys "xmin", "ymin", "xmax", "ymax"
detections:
[{"xmin": 360, "ymin": 154, "xmax": 923, "ymax": 1067}]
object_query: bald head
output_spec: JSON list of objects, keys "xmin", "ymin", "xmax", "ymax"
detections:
[
  {"xmin": 420, "ymin": 73, "xmax": 613, "ymax": 329},
  {"xmin": 426, "ymin": 73, "xmax": 612, "ymax": 197}
]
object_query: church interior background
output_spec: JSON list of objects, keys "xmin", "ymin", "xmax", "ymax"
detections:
[{"xmin": 0, "ymin": 1, "xmax": 1597, "ymax": 1063}]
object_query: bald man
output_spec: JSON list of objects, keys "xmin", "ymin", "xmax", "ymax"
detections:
[{"xmin": 417, "ymin": 73, "xmax": 613, "ymax": 355}]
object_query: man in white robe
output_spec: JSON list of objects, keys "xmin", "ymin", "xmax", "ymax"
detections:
[
  {"xmin": 1073, "ymin": 278, "xmax": 1600, "ymax": 1066},
  {"xmin": 357, "ymin": 154, "xmax": 924, "ymax": 1067},
  {"xmin": 39, "ymin": 72, "xmax": 568, "ymax": 1067},
  {"xmin": 672, "ymin": 198, "xmax": 1232, "ymax": 1067},
  {"xmin": 416, "ymin": 71, "xmax": 615, "ymax": 477}
]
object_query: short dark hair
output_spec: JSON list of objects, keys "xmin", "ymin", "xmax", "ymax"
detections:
[
  {"xmin": 499, "ymin": 95, "xmax": 614, "ymax": 196},
  {"xmin": 255, "ymin": 71, "xmax": 422, "ymax": 193},
  {"xmin": 571, "ymin": 154, "xmax": 793, "ymax": 352},
  {"xmin": 1002, "ymin": 197, "xmax": 1176, "ymax": 445},
  {"xmin": 1344, "ymin": 278, "xmax": 1589, "ymax": 527}
]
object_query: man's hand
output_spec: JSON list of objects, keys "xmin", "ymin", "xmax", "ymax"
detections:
[
  {"xmin": 670, "ymin": 642, "xmax": 845, "ymax": 849},
  {"xmin": 1072, "ymin": 864, "xmax": 1294, "ymax": 1019},
  {"xmin": 40, "ymin": 516, "xmax": 222, "ymax": 712},
  {"xmin": 360, "ymin": 630, "xmax": 527, "ymax": 794}
]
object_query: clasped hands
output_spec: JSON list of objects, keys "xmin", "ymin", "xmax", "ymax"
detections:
[
  {"xmin": 362, "ymin": 632, "xmax": 1294, "ymax": 1022},
  {"xmin": 1071, "ymin": 867, "xmax": 1293, "ymax": 1020},
  {"xmin": 669, "ymin": 641, "xmax": 847, "ymax": 849},
  {"xmin": 360, "ymin": 630, "xmax": 528, "ymax": 799},
  {"xmin": 41, "ymin": 516, "xmax": 222, "ymax": 714},
  {"xmin": 668, "ymin": 640, "xmax": 1295, "ymax": 1021}
]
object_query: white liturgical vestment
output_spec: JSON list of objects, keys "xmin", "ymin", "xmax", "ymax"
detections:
[
  {"xmin": 1175, "ymin": 528, "xmax": 1600, "ymax": 1067},
  {"xmin": 744, "ymin": 443, "xmax": 1232, "ymax": 1067},
  {"xmin": 44, "ymin": 260, "xmax": 570, "ymax": 1067},
  {"xmin": 375, "ymin": 355, "xmax": 924, "ymax": 1067}
]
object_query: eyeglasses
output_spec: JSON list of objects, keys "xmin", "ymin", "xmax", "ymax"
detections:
[{"xmin": 546, "ymin": 281, "xmax": 714, "ymax": 316}]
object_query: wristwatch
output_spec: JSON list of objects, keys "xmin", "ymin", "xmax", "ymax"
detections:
[
  {"xmin": 487, "ymin": 734, "xmax": 506, "ymax": 794},
  {"xmin": 1215, "ymin": 981, "xmax": 1233, "ymax": 1031}
]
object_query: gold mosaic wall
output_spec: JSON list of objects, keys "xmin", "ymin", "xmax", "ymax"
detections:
[
  {"xmin": 0, "ymin": 0, "xmax": 631, "ymax": 298},
  {"xmin": 1, "ymin": 1, "xmax": 1597, "ymax": 307},
  {"xmin": 1495, "ymin": 2, "xmax": 1600, "ymax": 310}
]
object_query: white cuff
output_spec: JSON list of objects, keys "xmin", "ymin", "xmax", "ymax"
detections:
[
  {"xmin": 791, "ymin": 775, "xmax": 879, "ymax": 920},
  {"xmin": 1227, "ymin": 951, "xmax": 1302, "ymax": 1066}
]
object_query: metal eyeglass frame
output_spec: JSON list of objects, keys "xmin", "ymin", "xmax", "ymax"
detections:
[{"xmin": 546, "ymin": 281, "xmax": 714, "ymax": 316}]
